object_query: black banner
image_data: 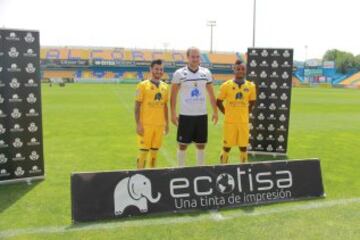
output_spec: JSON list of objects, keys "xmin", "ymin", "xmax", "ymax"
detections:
[
  {"xmin": 0, "ymin": 29, "xmax": 44, "ymax": 183},
  {"xmin": 247, "ymin": 48, "xmax": 293, "ymax": 155},
  {"xmin": 71, "ymin": 159, "xmax": 324, "ymax": 222}
]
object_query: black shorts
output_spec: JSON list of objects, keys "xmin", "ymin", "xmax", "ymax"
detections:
[{"xmin": 177, "ymin": 114, "xmax": 208, "ymax": 144}]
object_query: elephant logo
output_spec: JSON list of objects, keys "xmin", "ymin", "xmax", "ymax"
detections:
[
  {"xmin": 114, "ymin": 174, "xmax": 161, "ymax": 216},
  {"xmin": 191, "ymin": 88, "xmax": 200, "ymax": 98}
]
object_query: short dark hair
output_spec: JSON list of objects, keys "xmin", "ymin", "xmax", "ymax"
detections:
[
  {"xmin": 234, "ymin": 59, "xmax": 244, "ymax": 65},
  {"xmin": 151, "ymin": 59, "xmax": 163, "ymax": 68}
]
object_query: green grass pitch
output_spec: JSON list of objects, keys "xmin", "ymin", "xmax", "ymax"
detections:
[{"xmin": 0, "ymin": 84, "xmax": 359, "ymax": 239}]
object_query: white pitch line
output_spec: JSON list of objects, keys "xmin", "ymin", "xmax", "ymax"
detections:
[{"xmin": 0, "ymin": 198, "xmax": 359, "ymax": 239}]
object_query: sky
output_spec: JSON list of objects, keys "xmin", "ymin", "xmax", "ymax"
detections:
[{"xmin": 0, "ymin": 0, "xmax": 359, "ymax": 60}]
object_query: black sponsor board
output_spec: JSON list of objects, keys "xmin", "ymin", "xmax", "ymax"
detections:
[
  {"xmin": 247, "ymin": 48, "xmax": 293, "ymax": 155},
  {"xmin": 0, "ymin": 28, "xmax": 44, "ymax": 183},
  {"xmin": 71, "ymin": 159, "xmax": 324, "ymax": 222}
]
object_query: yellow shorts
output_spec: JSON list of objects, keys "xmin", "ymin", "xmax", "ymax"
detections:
[
  {"xmin": 223, "ymin": 122, "xmax": 249, "ymax": 148},
  {"xmin": 138, "ymin": 125, "xmax": 165, "ymax": 149}
]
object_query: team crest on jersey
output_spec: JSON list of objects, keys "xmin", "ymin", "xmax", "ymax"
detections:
[
  {"xmin": 154, "ymin": 92, "xmax": 162, "ymax": 101},
  {"xmin": 235, "ymin": 92, "xmax": 243, "ymax": 99},
  {"xmin": 191, "ymin": 88, "xmax": 200, "ymax": 98},
  {"xmin": 243, "ymin": 88, "xmax": 249, "ymax": 93}
]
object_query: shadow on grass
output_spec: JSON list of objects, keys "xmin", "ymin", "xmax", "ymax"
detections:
[{"xmin": 0, "ymin": 179, "xmax": 43, "ymax": 213}]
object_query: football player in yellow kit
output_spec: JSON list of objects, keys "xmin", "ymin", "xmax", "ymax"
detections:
[
  {"xmin": 134, "ymin": 59, "xmax": 169, "ymax": 169},
  {"xmin": 216, "ymin": 60, "xmax": 256, "ymax": 163}
]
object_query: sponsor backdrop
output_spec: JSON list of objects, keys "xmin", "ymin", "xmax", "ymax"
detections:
[
  {"xmin": 0, "ymin": 28, "xmax": 44, "ymax": 183},
  {"xmin": 246, "ymin": 48, "xmax": 294, "ymax": 155},
  {"xmin": 71, "ymin": 159, "xmax": 324, "ymax": 222}
]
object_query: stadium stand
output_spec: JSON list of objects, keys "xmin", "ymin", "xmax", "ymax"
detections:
[
  {"xmin": 40, "ymin": 47, "xmax": 358, "ymax": 87},
  {"xmin": 340, "ymin": 71, "xmax": 360, "ymax": 86},
  {"xmin": 40, "ymin": 47, "xmax": 239, "ymax": 83}
]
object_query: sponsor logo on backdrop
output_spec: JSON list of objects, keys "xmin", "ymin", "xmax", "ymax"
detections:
[
  {"xmin": 260, "ymin": 61, "xmax": 268, "ymax": 67},
  {"xmin": 0, "ymin": 124, "xmax": 5, "ymax": 134},
  {"xmin": 260, "ymin": 71, "xmax": 267, "ymax": 78},
  {"xmin": 11, "ymin": 108, "xmax": 21, "ymax": 119},
  {"xmin": 24, "ymin": 78, "xmax": 38, "ymax": 87},
  {"xmin": 261, "ymin": 49, "xmax": 268, "ymax": 57},
  {"xmin": 28, "ymin": 122, "xmax": 38, "ymax": 132},
  {"xmin": 276, "ymin": 145, "xmax": 285, "ymax": 152},
  {"xmin": 0, "ymin": 154, "xmax": 8, "ymax": 164},
  {"xmin": 27, "ymin": 137, "xmax": 40, "ymax": 146},
  {"xmin": 256, "ymin": 124, "xmax": 265, "ymax": 130},
  {"xmin": 24, "ymin": 48, "xmax": 37, "ymax": 57},
  {"xmin": 24, "ymin": 32, "xmax": 35, "ymax": 43},
  {"xmin": 280, "ymin": 83, "xmax": 289, "ymax": 89},
  {"xmin": 278, "ymin": 125, "xmax": 287, "ymax": 131},
  {"xmin": 13, "ymin": 153, "xmax": 25, "ymax": 161},
  {"xmin": 282, "ymin": 61, "xmax": 291, "ymax": 68},
  {"xmin": 283, "ymin": 50, "xmax": 290, "ymax": 58},
  {"xmin": 270, "ymin": 72, "xmax": 279, "ymax": 79},
  {"xmin": 280, "ymin": 93, "xmax": 288, "ymax": 101},
  {"xmin": 10, "ymin": 78, "xmax": 20, "ymax": 89},
  {"xmin": 259, "ymin": 82, "xmax": 267, "ymax": 88},
  {"xmin": 10, "ymin": 123, "xmax": 24, "ymax": 133},
  {"xmin": 9, "ymin": 94, "xmax": 22, "ymax": 103},
  {"xmin": 8, "ymin": 47, "xmax": 19, "ymax": 58},
  {"xmin": 248, "ymin": 71, "xmax": 257, "ymax": 77},
  {"xmin": 14, "ymin": 166, "xmax": 25, "ymax": 177},
  {"xmin": 0, "ymin": 110, "xmax": 7, "ymax": 118},
  {"xmin": 250, "ymin": 60, "xmax": 257, "ymax": 67},
  {"xmin": 271, "ymin": 50, "xmax": 280, "ymax": 57},
  {"xmin": 249, "ymin": 49, "xmax": 258, "ymax": 56},
  {"xmin": 269, "ymin": 103, "xmax": 276, "ymax": 111},
  {"xmin": 26, "ymin": 108, "xmax": 39, "ymax": 117},
  {"xmin": 13, "ymin": 138, "xmax": 23, "ymax": 148},
  {"xmin": 6, "ymin": 32, "xmax": 20, "ymax": 41},
  {"xmin": 269, "ymin": 93, "xmax": 278, "ymax": 99},
  {"xmin": 25, "ymin": 63, "xmax": 36, "ymax": 73},
  {"xmin": 268, "ymin": 124, "xmax": 275, "ymax": 131},
  {"xmin": 0, "ymin": 140, "xmax": 9, "ymax": 148},
  {"xmin": 7, "ymin": 63, "xmax": 21, "ymax": 72},
  {"xmin": 267, "ymin": 114, "xmax": 276, "ymax": 120},
  {"xmin": 259, "ymin": 92, "xmax": 266, "ymax": 99},
  {"xmin": 271, "ymin": 60, "xmax": 279, "ymax": 68},
  {"xmin": 279, "ymin": 114, "xmax": 287, "ymax": 122},
  {"xmin": 29, "ymin": 151, "xmax": 40, "ymax": 161},
  {"xmin": 0, "ymin": 169, "xmax": 10, "ymax": 177},
  {"xmin": 282, "ymin": 72, "xmax": 289, "ymax": 79},
  {"xmin": 27, "ymin": 93, "xmax": 37, "ymax": 104},
  {"xmin": 29, "ymin": 165, "xmax": 42, "ymax": 174}
]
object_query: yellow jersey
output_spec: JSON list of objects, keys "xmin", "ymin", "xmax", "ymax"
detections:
[
  {"xmin": 135, "ymin": 80, "xmax": 169, "ymax": 126},
  {"xmin": 217, "ymin": 79, "xmax": 256, "ymax": 124}
]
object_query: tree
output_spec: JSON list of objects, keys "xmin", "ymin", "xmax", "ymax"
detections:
[{"xmin": 323, "ymin": 49, "xmax": 357, "ymax": 73}]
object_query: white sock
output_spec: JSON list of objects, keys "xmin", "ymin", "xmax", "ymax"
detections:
[
  {"xmin": 196, "ymin": 149, "xmax": 205, "ymax": 166},
  {"xmin": 177, "ymin": 149, "xmax": 186, "ymax": 167}
]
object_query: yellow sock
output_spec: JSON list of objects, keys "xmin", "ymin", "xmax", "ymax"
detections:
[
  {"xmin": 137, "ymin": 149, "xmax": 148, "ymax": 169},
  {"xmin": 220, "ymin": 151, "xmax": 229, "ymax": 164},
  {"xmin": 149, "ymin": 148, "xmax": 158, "ymax": 168},
  {"xmin": 240, "ymin": 151, "xmax": 248, "ymax": 163}
]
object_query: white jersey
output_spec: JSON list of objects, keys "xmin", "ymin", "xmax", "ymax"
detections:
[{"xmin": 172, "ymin": 66, "xmax": 213, "ymax": 116}]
